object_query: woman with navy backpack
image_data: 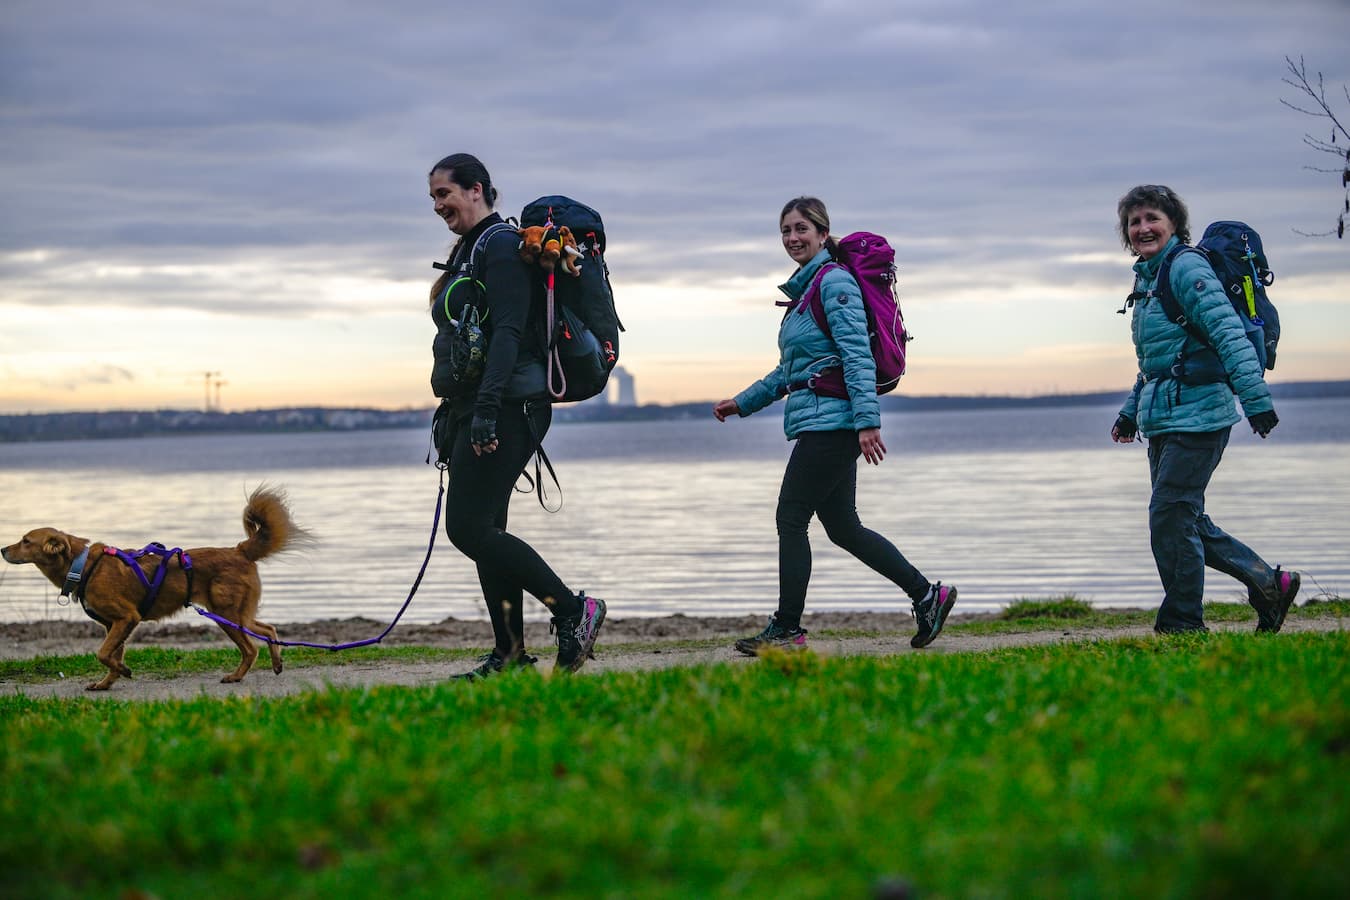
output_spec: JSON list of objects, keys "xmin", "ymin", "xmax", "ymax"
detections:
[
  {"xmin": 1111, "ymin": 184, "xmax": 1299, "ymax": 634},
  {"xmin": 427, "ymin": 153, "xmax": 605, "ymax": 677},
  {"xmin": 713, "ymin": 196, "xmax": 958, "ymax": 654}
]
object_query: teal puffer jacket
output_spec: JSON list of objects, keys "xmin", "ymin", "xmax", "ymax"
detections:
[
  {"xmin": 734, "ymin": 249, "xmax": 881, "ymax": 439},
  {"xmin": 1119, "ymin": 236, "xmax": 1273, "ymax": 436}
]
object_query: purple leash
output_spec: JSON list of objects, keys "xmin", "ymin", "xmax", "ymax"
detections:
[{"xmin": 191, "ymin": 470, "xmax": 446, "ymax": 651}]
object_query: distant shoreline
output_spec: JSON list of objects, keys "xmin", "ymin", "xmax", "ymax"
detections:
[{"xmin": 2, "ymin": 379, "xmax": 1347, "ymax": 443}]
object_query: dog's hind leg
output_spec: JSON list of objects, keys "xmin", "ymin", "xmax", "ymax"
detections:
[
  {"xmin": 244, "ymin": 618, "xmax": 284, "ymax": 674},
  {"xmin": 212, "ymin": 619, "xmax": 259, "ymax": 683},
  {"xmin": 89, "ymin": 617, "xmax": 138, "ymax": 691}
]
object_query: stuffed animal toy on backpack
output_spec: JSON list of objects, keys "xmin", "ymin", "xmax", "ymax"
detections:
[
  {"xmin": 518, "ymin": 225, "xmax": 582, "ymax": 276},
  {"xmin": 518, "ymin": 225, "xmax": 550, "ymax": 268},
  {"xmin": 557, "ymin": 226, "xmax": 582, "ymax": 276}
]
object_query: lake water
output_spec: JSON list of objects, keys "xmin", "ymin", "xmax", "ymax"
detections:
[{"xmin": 2, "ymin": 398, "xmax": 1347, "ymax": 626}]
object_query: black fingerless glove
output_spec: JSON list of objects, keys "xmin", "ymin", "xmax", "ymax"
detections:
[
  {"xmin": 1114, "ymin": 413, "xmax": 1137, "ymax": 440},
  {"xmin": 1248, "ymin": 410, "xmax": 1279, "ymax": 438},
  {"xmin": 470, "ymin": 415, "xmax": 497, "ymax": 447}
]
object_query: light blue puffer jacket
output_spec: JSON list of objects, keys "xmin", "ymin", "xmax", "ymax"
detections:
[
  {"xmin": 734, "ymin": 249, "xmax": 881, "ymax": 439},
  {"xmin": 1119, "ymin": 236, "xmax": 1273, "ymax": 436}
]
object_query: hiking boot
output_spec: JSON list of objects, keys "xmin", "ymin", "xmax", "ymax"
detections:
[
  {"xmin": 451, "ymin": 649, "xmax": 538, "ymax": 682},
  {"xmin": 1256, "ymin": 567, "xmax": 1301, "ymax": 634},
  {"xmin": 734, "ymin": 617, "xmax": 808, "ymax": 656},
  {"xmin": 552, "ymin": 594, "xmax": 606, "ymax": 673},
  {"xmin": 911, "ymin": 582, "xmax": 957, "ymax": 649}
]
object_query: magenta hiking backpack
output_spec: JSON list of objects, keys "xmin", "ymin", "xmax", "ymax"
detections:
[{"xmin": 797, "ymin": 232, "xmax": 909, "ymax": 398}]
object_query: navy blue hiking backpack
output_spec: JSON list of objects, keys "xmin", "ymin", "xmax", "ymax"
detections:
[
  {"xmin": 519, "ymin": 196, "xmax": 623, "ymax": 403},
  {"xmin": 1153, "ymin": 220, "xmax": 1282, "ymax": 372}
]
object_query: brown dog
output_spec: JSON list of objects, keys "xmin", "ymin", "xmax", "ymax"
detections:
[{"xmin": 2, "ymin": 486, "xmax": 308, "ymax": 690}]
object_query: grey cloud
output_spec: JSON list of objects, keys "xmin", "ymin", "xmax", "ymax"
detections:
[{"xmin": 2, "ymin": 0, "xmax": 1348, "ymax": 321}]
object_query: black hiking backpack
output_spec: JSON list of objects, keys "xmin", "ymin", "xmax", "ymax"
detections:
[
  {"xmin": 519, "ymin": 196, "xmax": 623, "ymax": 403},
  {"xmin": 1152, "ymin": 221, "xmax": 1282, "ymax": 372}
]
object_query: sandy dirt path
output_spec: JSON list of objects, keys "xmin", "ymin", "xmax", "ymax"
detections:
[{"xmin": 2, "ymin": 611, "xmax": 1343, "ymax": 702}]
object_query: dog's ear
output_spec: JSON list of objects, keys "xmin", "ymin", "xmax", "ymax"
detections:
[{"xmin": 42, "ymin": 533, "xmax": 70, "ymax": 559}]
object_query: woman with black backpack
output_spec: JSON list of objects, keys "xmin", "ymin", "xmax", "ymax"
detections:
[
  {"xmin": 713, "ymin": 196, "xmax": 958, "ymax": 655},
  {"xmin": 426, "ymin": 153, "xmax": 605, "ymax": 678}
]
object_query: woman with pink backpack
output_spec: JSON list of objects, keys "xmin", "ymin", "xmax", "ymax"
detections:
[{"xmin": 713, "ymin": 196, "xmax": 958, "ymax": 655}]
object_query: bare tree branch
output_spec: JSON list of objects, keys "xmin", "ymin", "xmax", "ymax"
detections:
[
  {"xmin": 1282, "ymin": 55, "xmax": 1349, "ymax": 239},
  {"xmin": 1282, "ymin": 55, "xmax": 1350, "ymax": 143}
]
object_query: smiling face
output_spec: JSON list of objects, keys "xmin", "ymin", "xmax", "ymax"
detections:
[
  {"xmin": 1125, "ymin": 204, "xmax": 1177, "ymax": 260},
  {"xmin": 429, "ymin": 170, "xmax": 487, "ymax": 236},
  {"xmin": 781, "ymin": 209, "xmax": 827, "ymax": 266}
]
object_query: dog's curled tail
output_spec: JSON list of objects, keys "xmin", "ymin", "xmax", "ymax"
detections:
[{"xmin": 238, "ymin": 485, "xmax": 313, "ymax": 562}]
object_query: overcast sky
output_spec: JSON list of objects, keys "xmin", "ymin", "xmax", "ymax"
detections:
[{"xmin": 2, "ymin": 0, "xmax": 1347, "ymax": 413}]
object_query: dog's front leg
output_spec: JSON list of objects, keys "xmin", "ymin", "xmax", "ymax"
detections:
[{"xmin": 88, "ymin": 617, "xmax": 138, "ymax": 690}]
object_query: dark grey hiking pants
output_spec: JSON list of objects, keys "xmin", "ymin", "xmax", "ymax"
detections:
[{"xmin": 1146, "ymin": 426, "xmax": 1275, "ymax": 632}]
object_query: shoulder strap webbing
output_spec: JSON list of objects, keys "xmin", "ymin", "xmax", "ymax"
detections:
[
  {"xmin": 432, "ymin": 221, "xmax": 519, "ymax": 323},
  {"xmin": 432, "ymin": 220, "xmax": 518, "ymax": 276},
  {"xmin": 797, "ymin": 262, "xmax": 843, "ymax": 337},
  {"xmin": 466, "ymin": 221, "xmax": 518, "ymax": 276},
  {"xmin": 1152, "ymin": 245, "xmax": 1212, "ymax": 347}
]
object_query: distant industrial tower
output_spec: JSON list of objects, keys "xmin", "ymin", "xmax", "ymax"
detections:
[{"xmin": 610, "ymin": 366, "xmax": 637, "ymax": 406}]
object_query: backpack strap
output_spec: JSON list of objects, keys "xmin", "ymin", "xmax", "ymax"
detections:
[
  {"xmin": 796, "ymin": 262, "xmax": 843, "ymax": 338},
  {"xmin": 1141, "ymin": 244, "xmax": 1230, "ymax": 387},
  {"xmin": 432, "ymin": 219, "xmax": 517, "ymax": 276},
  {"xmin": 520, "ymin": 398, "xmax": 562, "ymax": 513},
  {"xmin": 466, "ymin": 220, "xmax": 518, "ymax": 277},
  {"xmin": 1151, "ymin": 244, "xmax": 1212, "ymax": 346},
  {"xmin": 430, "ymin": 220, "xmax": 518, "ymax": 325}
]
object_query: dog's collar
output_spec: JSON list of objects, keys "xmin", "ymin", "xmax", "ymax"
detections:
[{"xmin": 61, "ymin": 545, "xmax": 92, "ymax": 597}]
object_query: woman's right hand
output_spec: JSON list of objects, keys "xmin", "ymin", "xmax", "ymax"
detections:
[
  {"xmin": 713, "ymin": 399, "xmax": 741, "ymax": 422},
  {"xmin": 470, "ymin": 415, "xmax": 499, "ymax": 455},
  {"xmin": 1111, "ymin": 413, "xmax": 1137, "ymax": 443}
]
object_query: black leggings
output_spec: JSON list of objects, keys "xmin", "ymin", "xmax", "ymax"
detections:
[
  {"xmin": 444, "ymin": 399, "xmax": 577, "ymax": 654},
  {"xmin": 775, "ymin": 429, "xmax": 929, "ymax": 628}
]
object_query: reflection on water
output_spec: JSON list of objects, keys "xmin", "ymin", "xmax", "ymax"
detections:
[{"xmin": 2, "ymin": 398, "xmax": 1347, "ymax": 624}]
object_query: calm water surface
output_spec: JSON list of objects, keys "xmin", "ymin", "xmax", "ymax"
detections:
[{"xmin": 2, "ymin": 398, "xmax": 1347, "ymax": 625}]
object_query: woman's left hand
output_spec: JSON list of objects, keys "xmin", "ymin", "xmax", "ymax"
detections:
[{"xmin": 858, "ymin": 427, "xmax": 886, "ymax": 465}]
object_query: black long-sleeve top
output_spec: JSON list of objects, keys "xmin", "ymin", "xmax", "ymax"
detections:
[{"xmin": 435, "ymin": 213, "xmax": 546, "ymax": 421}]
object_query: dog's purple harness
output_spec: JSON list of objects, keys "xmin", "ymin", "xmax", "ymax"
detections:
[
  {"xmin": 59, "ymin": 541, "xmax": 193, "ymax": 626},
  {"xmin": 103, "ymin": 542, "xmax": 195, "ymax": 618}
]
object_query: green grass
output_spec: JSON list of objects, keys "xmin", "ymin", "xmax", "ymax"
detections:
[
  {"xmin": 1002, "ymin": 595, "xmax": 1098, "ymax": 619},
  {"xmin": 954, "ymin": 596, "xmax": 1349, "ymax": 636},
  {"xmin": 2, "ymin": 630, "xmax": 1346, "ymax": 899}
]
